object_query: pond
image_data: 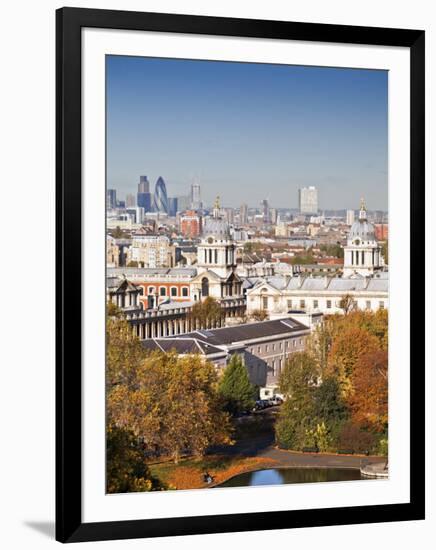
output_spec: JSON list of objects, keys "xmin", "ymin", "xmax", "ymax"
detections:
[{"xmin": 217, "ymin": 467, "xmax": 364, "ymax": 488}]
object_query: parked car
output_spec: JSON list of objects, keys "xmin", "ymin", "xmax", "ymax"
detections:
[{"xmin": 270, "ymin": 396, "xmax": 283, "ymax": 406}]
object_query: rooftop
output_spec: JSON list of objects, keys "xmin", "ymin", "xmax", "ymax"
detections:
[
  {"xmin": 142, "ymin": 338, "xmax": 226, "ymax": 356},
  {"xmin": 172, "ymin": 318, "xmax": 309, "ymax": 347}
]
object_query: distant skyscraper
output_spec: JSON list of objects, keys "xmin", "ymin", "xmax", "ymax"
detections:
[
  {"xmin": 190, "ymin": 183, "xmax": 202, "ymax": 210},
  {"xmin": 138, "ymin": 175, "xmax": 150, "ymax": 193},
  {"xmin": 299, "ymin": 186, "xmax": 318, "ymax": 215},
  {"xmin": 153, "ymin": 177, "xmax": 169, "ymax": 214},
  {"xmin": 240, "ymin": 203, "xmax": 248, "ymax": 224},
  {"xmin": 270, "ymin": 208, "xmax": 278, "ymax": 225},
  {"xmin": 261, "ymin": 199, "xmax": 270, "ymax": 223},
  {"xmin": 137, "ymin": 176, "xmax": 152, "ymax": 212},
  {"xmin": 126, "ymin": 193, "xmax": 136, "ymax": 208},
  {"xmin": 346, "ymin": 209, "xmax": 355, "ymax": 226},
  {"xmin": 107, "ymin": 189, "xmax": 117, "ymax": 209},
  {"xmin": 168, "ymin": 197, "xmax": 178, "ymax": 217},
  {"xmin": 225, "ymin": 207, "xmax": 235, "ymax": 224}
]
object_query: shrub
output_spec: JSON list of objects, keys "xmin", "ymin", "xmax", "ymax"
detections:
[{"xmin": 338, "ymin": 422, "xmax": 376, "ymax": 454}]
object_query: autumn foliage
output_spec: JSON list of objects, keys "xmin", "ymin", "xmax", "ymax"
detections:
[
  {"xmin": 349, "ymin": 350, "xmax": 388, "ymax": 432},
  {"xmin": 107, "ymin": 317, "xmax": 233, "ymax": 491},
  {"xmin": 276, "ymin": 310, "xmax": 388, "ymax": 454}
]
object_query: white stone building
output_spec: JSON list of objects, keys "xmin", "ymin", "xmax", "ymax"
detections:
[
  {"xmin": 246, "ymin": 272, "xmax": 388, "ymax": 316},
  {"xmin": 189, "ymin": 198, "xmax": 244, "ymax": 311},
  {"xmin": 343, "ymin": 200, "xmax": 383, "ymax": 277}
]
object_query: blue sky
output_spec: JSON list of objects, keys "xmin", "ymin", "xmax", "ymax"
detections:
[{"xmin": 106, "ymin": 55, "xmax": 388, "ymax": 211}]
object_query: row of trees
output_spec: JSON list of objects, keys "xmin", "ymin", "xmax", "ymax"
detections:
[
  {"xmin": 276, "ymin": 309, "xmax": 388, "ymax": 454},
  {"xmin": 106, "ymin": 316, "xmax": 258, "ymax": 492}
]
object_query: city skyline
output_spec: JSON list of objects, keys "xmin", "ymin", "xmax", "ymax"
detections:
[
  {"xmin": 108, "ymin": 179, "xmax": 387, "ymax": 214},
  {"xmin": 107, "ymin": 56, "xmax": 388, "ymax": 210}
]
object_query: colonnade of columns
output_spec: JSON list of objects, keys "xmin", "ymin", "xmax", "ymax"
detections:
[{"xmin": 131, "ymin": 305, "xmax": 246, "ymax": 340}]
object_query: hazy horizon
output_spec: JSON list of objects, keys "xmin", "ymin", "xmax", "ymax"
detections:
[{"xmin": 107, "ymin": 56, "xmax": 388, "ymax": 211}]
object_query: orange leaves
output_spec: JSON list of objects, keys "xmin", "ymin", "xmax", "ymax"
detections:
[
  {"xmin": 326, "ymin": 325, "xmax": 380, "ymax": 398},
  {"xmin": 106, "ymin": 318, "xmax": 232, "ymax": 463},
  {"xmin": 150, "ymin": 456, "xmax": 278, "ymax": 490},
  {"xmin": 348, "ymin": 350, "xmax": 388, "ymax": 432}
]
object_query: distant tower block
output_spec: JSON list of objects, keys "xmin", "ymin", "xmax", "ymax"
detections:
[
  {"xmin": 299, "ymin": 186, "xmax": 318, "ymax": 215},
  {"xmin": 190, "ymin": 182, "xmax": 202, "ymax": 210}
]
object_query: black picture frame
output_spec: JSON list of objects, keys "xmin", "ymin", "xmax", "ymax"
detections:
[{"xmin": 56, "ymin": 7, "xmax": 425, "ymax": 543}]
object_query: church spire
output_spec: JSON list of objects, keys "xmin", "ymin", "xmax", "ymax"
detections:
[
  {"xmin": 213, "ymin": 195, "xmax": 221, "ymax": 219},
  {"xmin": 359, "ymin": 197, "xmax": 367, "ymax": 221}
]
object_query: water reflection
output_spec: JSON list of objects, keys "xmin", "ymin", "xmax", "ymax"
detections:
[{"xmin": 217, "ymin": 468, "xmax": 363, "ymax": 488}]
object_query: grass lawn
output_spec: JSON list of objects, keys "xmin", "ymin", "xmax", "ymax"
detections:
[{"xmin": 149, "ymin": 454, "xmax": 279, "ymax": 490}]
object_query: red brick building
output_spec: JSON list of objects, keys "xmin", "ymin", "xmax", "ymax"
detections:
[{"xmin": 180, "ymin": 210, "xmax": 202, "ymax": 238}]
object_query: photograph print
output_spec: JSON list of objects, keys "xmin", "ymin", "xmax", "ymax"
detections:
[{"xmin": 106, "ymin": 55, "xmax": 389, "ymax": 494}]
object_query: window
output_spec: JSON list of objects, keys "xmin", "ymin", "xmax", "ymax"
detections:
[
  {"xmin": 262, "ymin": 296, "xmax": 268, "ymax": 310},
  {"xmin": 300, "ymin": 299, "xmax": 305, "ymax": 309},
  {"xmin": 159, "ymin": 287, "xmax": 167, "ymax": 296},
  {"xmin": 366, "ymin": 300, "xmax": 371, "ymax": 310},
  {"xmin": 287, "ymin": 300, "xmax": 293, "ymax": 309},
  {"xmin": 279, "ymin": 342, "xmax": 282, "ymax": 350},
  {"xmin": 148, "ymin": 286, "xmax": 155, "ymax": 294},
  {"xmin": 201, "ymin": 277, "xmax": 209, "ymax": 297},
  {"xmin": 326, "ymin": 300, "xmax": 332, "ymax": 309},
  {"xmin": 293, "ymin": 340, "xmax": 296, "ymax": 347},
  {"xmin": 265, "ymin": 345, "xmax": 269, "ymax": 352},
  {"xmin": 171, "ymin": 287, "xmax": 178, "ymax": 297},
  {"xmin": 379, "ymin": 301, "xmax": 385, "ymax": 310},
  {"xmin": 258, "ymin": 346, "xmax": 261, "ymax": 353},
  {"xmin": 182, "ymin": 287, "xmax": 189, "ymax": 297},
  {"xmin": 313, "ymin": 299, "xmax": 318, "ymax": 309}
]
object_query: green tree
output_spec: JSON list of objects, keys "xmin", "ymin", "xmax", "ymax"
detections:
[
  {"xmin": 106, "ymin": 425, "xmax": 163, "ymax": 493},
  {"xmin": 319, "ymin": 243, "xmax": 344, "ymax": 259},
  {"xmin": 290, "ymin": 248, "xmax": 315, "ymax": 265},
  {"xmin": 279, "ymin": 351, "xmax": 319, "ymax": 399},
  {"xmin": 312, "ymin": 377, "xmax": 347, "ymax": 425},
  {"xmin": 275, "ymin": 352, "xmax": 320, "ymax": 450},
  {"xmin": 305, "ymin": 422, "xmax": 331, "ymax": 452},
  {"xmin": 218, "ymin": 354, "xmax": 255, "ymax": 415},
  {"xmin": 275, "ymin": 402, "xmax": 309, "ymax": 450}
]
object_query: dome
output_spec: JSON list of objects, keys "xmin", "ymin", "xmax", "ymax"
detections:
[
  {"xmin": 203, "ymin": 217, "xmax": 230, "ymax": 238},
  {"xmin": 349, "ymin": 219, "xmax": 376, "ymax": 241}
]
